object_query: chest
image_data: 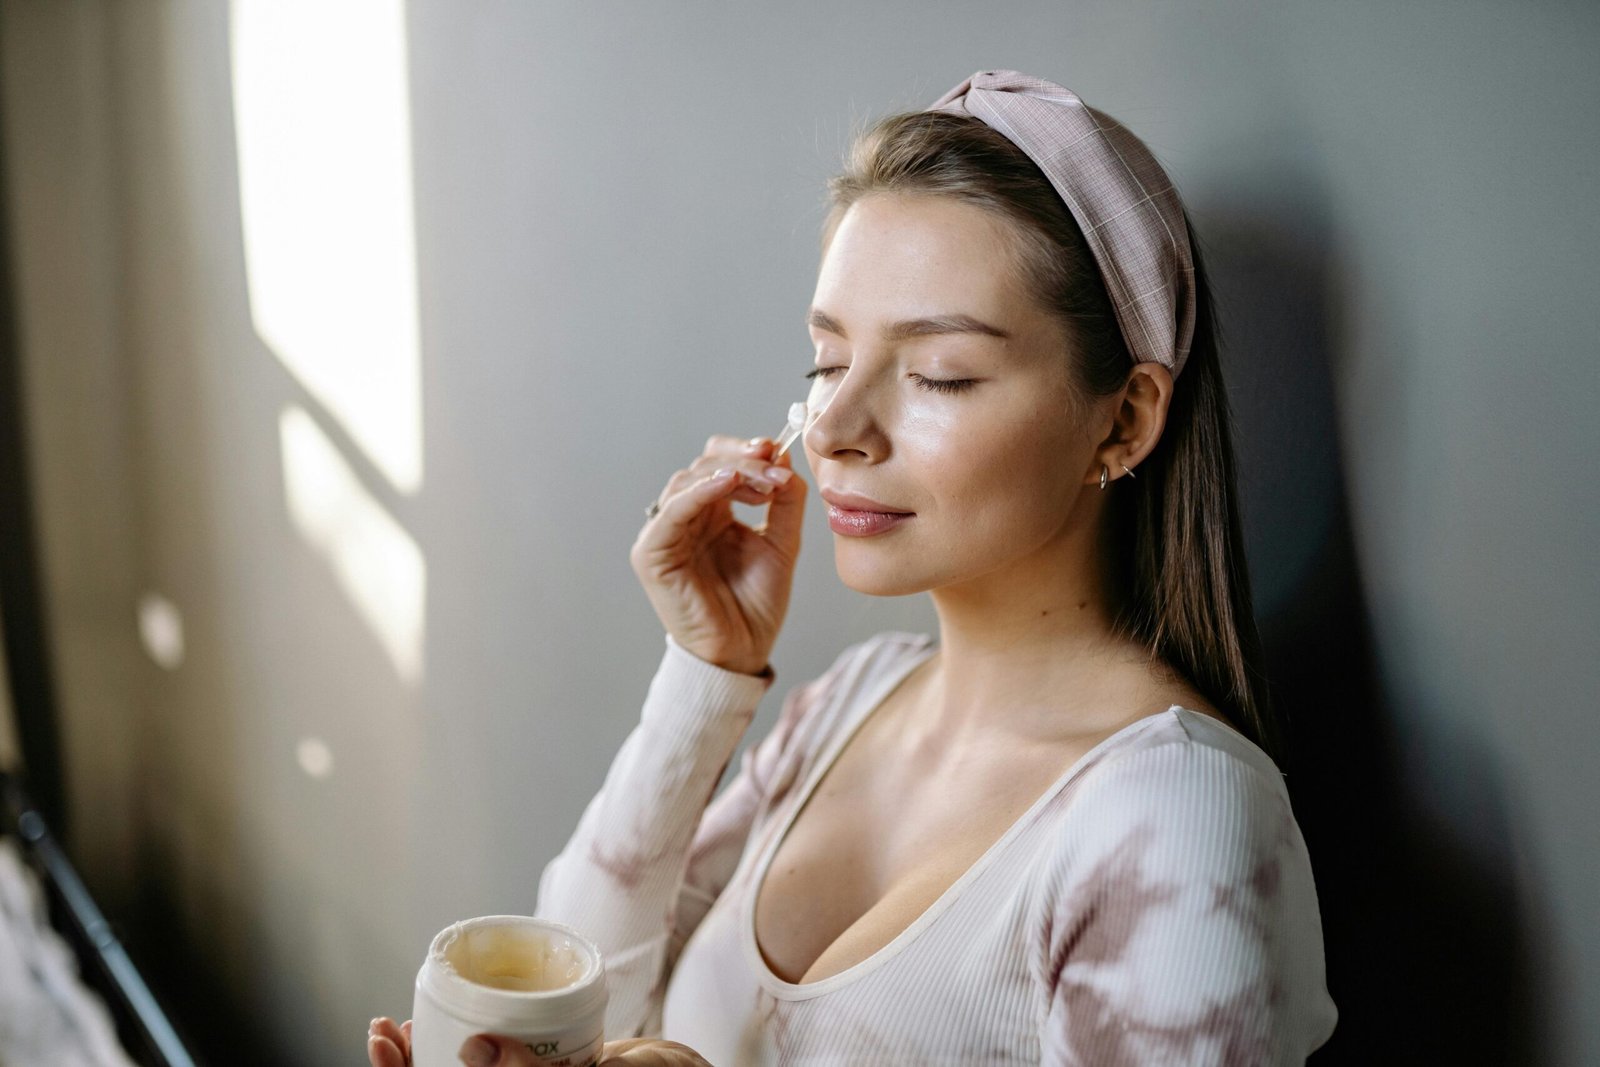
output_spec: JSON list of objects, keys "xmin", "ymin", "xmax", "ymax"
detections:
[
  {"xmin": 751, "ymin": 711, "xmax": 1094, "ymax": 986},
  {"xmin": 668, "ymin": 864, "xmax": 1053, "ymax": 1066}
]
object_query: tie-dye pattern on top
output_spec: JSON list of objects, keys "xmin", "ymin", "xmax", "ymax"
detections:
[{"xmin": 536, "ymin": 631, "xmax": 1336, "ymax": 1065}]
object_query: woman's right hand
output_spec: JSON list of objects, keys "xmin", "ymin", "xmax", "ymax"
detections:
[{"xmin": 630, "ymin": 435, "xmax": 806, "ymax": 676}]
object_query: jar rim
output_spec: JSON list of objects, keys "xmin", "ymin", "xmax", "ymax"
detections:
[{"xmin": 417, "ymin": 915, "xmax": 607, "ymax": 1031}]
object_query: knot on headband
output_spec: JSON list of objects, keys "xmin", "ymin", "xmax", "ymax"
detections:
[{"xmin": 928, "ymin": 70, "xmax": 1196, "ymax": 379}]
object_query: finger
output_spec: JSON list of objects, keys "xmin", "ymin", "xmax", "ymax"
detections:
[
  {"xmin": 692, "ymin": 436, "xmax": 776, "ymax": 479},
  {"xmin": 596, "ymin": 1039, "xmax": 709, "ymax": 1066},
  {"xmin": 683, "ymin": 449, "xmax": 778, "ymax": 483},
  {"xmin": 461, "ymin": 1033, "xmax": 539, "ymax": 1066},
  {"xmin": 596, "ymin": 1039, "xmax": 648, "ymax": 1066},
  {"xmin": 660, "ymin": 460, "xmax": 742, "ymax": 507},
  {"xmin": 368, "ymin": 1034, "xmax": 405, "ymax": 1067},
  {"xmin": 644, "ymin": 472, "xmax": 724, "ymax": 536},
  {"xmin": 372, "ymin": 1017, "xmax": 404, "ymax": 1043},
  {"xmin": 656, "ymin": 433, "xmax": 780, "ymax": 506},
  {"xmin": 660, "ymin": 443, "xmax": 771, "ymax": 507},
  {"xmin": 660, "ymin": 466, "xmax": 697, "ymax": 501},
  {"xmin": 739, "ymin": 436, "xmax": 776, "ymax": 461},
  {"xmin": 702, "ymin": 433, "xmax": 767, "ymax": 459},
  {"xmin": 638, "ymin": 467, "xmax": 739, "ymax": 544},
  {"xmin": 725, "ymin": 466, "xmax": 789, "ymax": 503},
  {"xmin": 758, "ymin": 459, "xmax": 806, "ymax": 550}
]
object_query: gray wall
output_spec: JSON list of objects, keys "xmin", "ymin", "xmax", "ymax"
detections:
[{"xmin": 1, "ymin": 1, "xmax": 1595, "ymax": 1064}]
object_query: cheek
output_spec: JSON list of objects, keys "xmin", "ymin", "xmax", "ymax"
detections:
[
  {"xmin": 896, "ymin": 390, "xmax": 965, "ymax": 459},
  {"xmin": 898, "ymin": 392, "xmax": 1074, "ymax": 514},
  {"xmin": 944, "ymin": 459, "xmax": 1065, "ymax": 538}
]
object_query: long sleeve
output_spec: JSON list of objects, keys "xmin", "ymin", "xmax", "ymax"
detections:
[
  {"xmin": 535, "ymin": 633, "xmax": 844, "ymax": 1041},
  {"xmin": 1039, "ymin": 740, "xmax": 1338, "ymax": 1065}
]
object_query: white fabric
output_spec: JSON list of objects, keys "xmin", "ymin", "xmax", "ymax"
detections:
[
  {"xmin": 537, "ymin": 632, "xmax": 1336, "ymax": 1064},
  {"xmin": 0, "ymin": 839, "xmax": 138, "ymax": 1067}
]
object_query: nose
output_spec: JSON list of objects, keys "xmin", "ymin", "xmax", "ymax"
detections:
[{"xmin": 803, "ymin": 365, "xmax": 886, "ymax": 461}]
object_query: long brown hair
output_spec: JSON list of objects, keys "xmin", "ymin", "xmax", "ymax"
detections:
[{"xmin": 823, "ymin": 110, "xmax": 1280, "ymax": 763}]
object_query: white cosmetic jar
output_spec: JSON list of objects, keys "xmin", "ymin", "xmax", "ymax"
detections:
[{"xmin": 411, "ymin": 915, "xmax": 607, "ymax": 1067}]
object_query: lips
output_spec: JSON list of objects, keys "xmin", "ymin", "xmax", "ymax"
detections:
[
  {"xmin": 819, "ymin": 487, "xmax": 914, "ymax": 539},
  {"xmin": 819, "ymin": 488, "xmax": 913, "ymax": 515},
  {"xmin": 826, "ymin": 507, "xmax": 912, "ymax": 537}
]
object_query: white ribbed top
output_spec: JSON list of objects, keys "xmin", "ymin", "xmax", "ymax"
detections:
[{"xmin": 536, "ymin": 632, "xmax": 1337, "ymax": 1065}]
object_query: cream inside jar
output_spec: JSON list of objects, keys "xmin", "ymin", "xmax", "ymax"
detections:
[{"xmin": 436, "ymin": 922, "xmax": 590, "ymax": 992}]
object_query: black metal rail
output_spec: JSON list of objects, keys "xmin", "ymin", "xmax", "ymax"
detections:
[{"xmin": 1, "ymin": 772, "xmax": 198, "ymax": 1067}]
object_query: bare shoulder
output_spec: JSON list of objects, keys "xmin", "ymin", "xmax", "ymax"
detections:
[
  {"xmin": 1141, "ymin": 659, "xmax": 1233, "ymax": 730},
  {"xmin": 1172, "ymin": 691, "xmax": 1232, "ymax": 727}
]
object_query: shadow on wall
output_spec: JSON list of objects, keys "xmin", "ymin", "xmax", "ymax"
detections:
[
  {"xmin": 1203, "ymin": 190, "xmax": 1545, "ymax": 1065},
  {"xmin": 102, "ymin": 7, "xmax": 273, "ymax": 1067}
]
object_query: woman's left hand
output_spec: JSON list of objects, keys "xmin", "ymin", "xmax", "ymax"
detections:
[
  {"xmin": 457, "ymin": 1034, "xmax": 711, "ymax": 1067},
  {"xmin": 596, "ymin": 1037, "xmax": 713, "ymax": 1066}
]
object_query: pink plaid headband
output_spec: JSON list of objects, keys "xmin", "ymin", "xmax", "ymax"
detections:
[{"xmin": 928, "ymin": 70, "xmax": 1196, "ymax": 379}]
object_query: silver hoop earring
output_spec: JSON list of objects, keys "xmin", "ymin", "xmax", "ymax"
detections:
[
  {"xmin": 1099, "ymin": 464, "xmax": 1109, "ymax": 491},
  {"xmin": 1121, "ymin": 464, "xmax": 1136, "ymax": 479}
]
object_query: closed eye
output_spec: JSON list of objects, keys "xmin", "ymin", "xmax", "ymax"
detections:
[
  {"xmin": 909, "ymin": 373, "xmax": 977, "ymax": 394},
  {"xmin": 804, "ymin": 367, "xmax": 978, "ymax": 394}
]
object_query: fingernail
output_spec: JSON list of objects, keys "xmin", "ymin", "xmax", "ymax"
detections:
[
  {"xmin": 712, "ymin": 467, "xmax": 735, "ymax": 481},
  {"xmin": 461, "ymin": 1036, "xmax": 499, "ymax": 1067},
  {"xmin": 746, "ymin": 436, "xmax": 766, "ymax": 448},
  {"xmin": 368, "ymin": 1018, "xmax": 380, "ymax": 1035},
  {"xmin": 763, "ymin": 467, "xmax": 793, "ymax": 484}
]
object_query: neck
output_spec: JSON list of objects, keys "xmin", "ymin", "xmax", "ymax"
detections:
[{"xmin": 911, "ymin": 518, "xmax": 1160, "ymax": 746}]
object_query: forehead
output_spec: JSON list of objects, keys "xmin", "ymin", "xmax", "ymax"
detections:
[{"xmin": 813, "ymin": 194, "xmax": 1035, "ymax": 323}]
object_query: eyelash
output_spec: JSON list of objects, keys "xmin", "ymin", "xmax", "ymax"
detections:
[{"xmin": 803, "ymin": 366, "xmax": 977, "ymax": 395}]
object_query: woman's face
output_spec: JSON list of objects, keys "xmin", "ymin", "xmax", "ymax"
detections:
[{"xmin": 801, "ymin": 193, "xmax": 1108, "ymax": 597}]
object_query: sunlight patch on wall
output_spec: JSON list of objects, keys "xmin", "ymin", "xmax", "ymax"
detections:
[
  {"xmin": 280, "ymin": 407, "xmax": 425, "ymax": 684},
  {"xmin": 137, "ymin": 593, "xmax": 186, "ymax": 671},
  {"xmin": 231, "ymin": 0, "xmax": 423, "ymax": 495},
  {"xmin": 296, "ymin": 737, "xmax": 335, "ymax": 780}
]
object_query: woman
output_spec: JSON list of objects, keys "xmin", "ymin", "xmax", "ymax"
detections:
[{"xmin": 370, "ymin": 69, "xmax": 1336, "ymax": 1066}]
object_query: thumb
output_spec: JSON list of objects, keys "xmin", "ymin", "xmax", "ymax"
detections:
[
  {"xmin": 459, "ymin": 1034, "xmax": 536, "ymax": 1067},
  {"xmin": 759, "ymin": 456, "xmax": 807, "ymax": 553}
]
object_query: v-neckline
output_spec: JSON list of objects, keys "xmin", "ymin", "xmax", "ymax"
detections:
[{"xmin": 739, "ymin": 635, "xmax": 1182, "ymax": 1001}]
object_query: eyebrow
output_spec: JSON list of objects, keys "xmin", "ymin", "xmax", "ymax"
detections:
[{"xmin": 806, "ymin": 307, "xmax": 1011, "ymax": 342}]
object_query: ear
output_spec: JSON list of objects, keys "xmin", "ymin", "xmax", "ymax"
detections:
[{"xmin": 1086, "ymin": 362, "xmax": 1174, "ymax": 486}]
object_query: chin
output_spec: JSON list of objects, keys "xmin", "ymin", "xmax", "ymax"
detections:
[{"xmin": 832, "ymin": 546, "xmax": 937, "ymax": 598}]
